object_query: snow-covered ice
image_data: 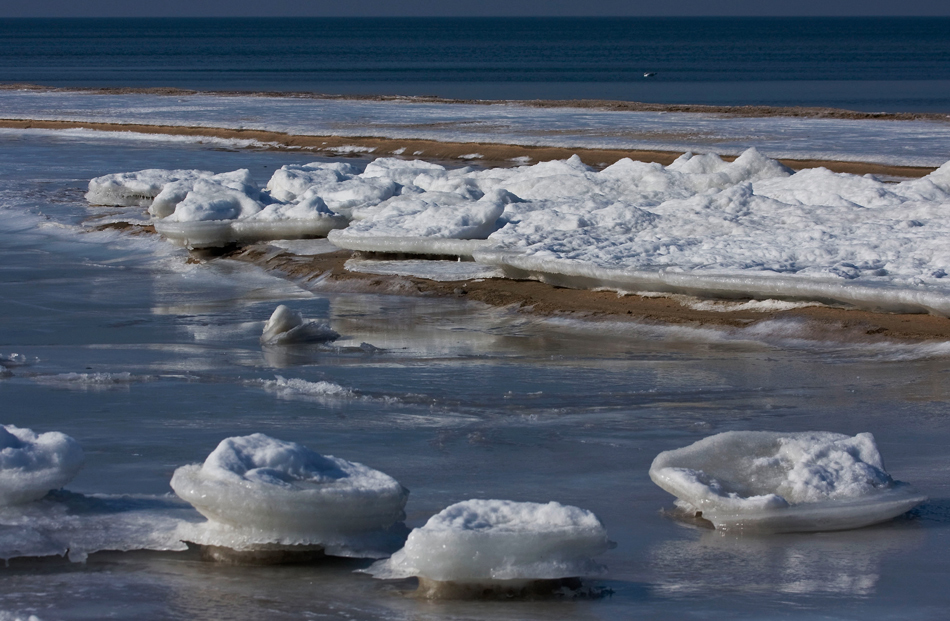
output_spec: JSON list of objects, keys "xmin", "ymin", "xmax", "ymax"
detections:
[
  {"xmin": 170, "ymin": 434, "xmax": 409, "ymax": 558},
  {"xmin": 649, "ymin": 431, "xmax": 926, "ymax": 532},
  {"xmin": 90, "ymin": 149, "xmax": 950, "ymax": 313},
  {"xmin": 0, "ymin": 425, "xmax": 84, "ymax": 506},
  {"xmin": 260, "ymin": 305, "xmax": 339, "ymax": 345},
  {"xmin": 366, "ymin": 499, "xmax": 613, "ymax": 596}
]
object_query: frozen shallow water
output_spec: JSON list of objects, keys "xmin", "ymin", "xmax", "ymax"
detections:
[
  {"xmin": 2, "ymin": 89, "xmax": 950, "ymax": 167},
  {"xmin": 2, "ymin": 131, "xmax": 950, "ymax": 619}
]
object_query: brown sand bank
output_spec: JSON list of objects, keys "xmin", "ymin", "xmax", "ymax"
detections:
[
  {"xmin": 1, "ymin": 118, "xmax": 937, "ymax": 178},
  {"xmin": 215, "ymin": 245, "xmax": 950, "ymax": 344},
  {"xmin": 4, "ymin": 83, "xmax": 950, "ymax": 122}
]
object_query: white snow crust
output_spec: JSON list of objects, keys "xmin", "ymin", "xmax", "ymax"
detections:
[
  {"xmin": 260, "ymin": 305, "xmax": 339, "ymax": 345},
  {"xmin": 0, "ymin": 425, "xmax": 84, "ymax": 505},
  {"xmin": 366, "ymin": 499, "xmax": 612, "ymax": 582},
  {"xmin": 170, "ymin": 434, "xmax": 408, "ymax": 557},
  {"xmin": 649, "ymin": 431, "xmax": 926, "ymax": 532}
]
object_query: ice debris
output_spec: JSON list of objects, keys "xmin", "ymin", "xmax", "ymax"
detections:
[
  {"xmin": 366, "ymin": 499, "xmax": 613, "ymax": 598},
  {"xmin": 649, "ymin": 431, "xmax": 926, "ymax": 533},
  {"xmin": 0, "ymin": 425, "xmax": 84, "ymax": 506},
  {"xmin": 170, "ymin": 434, "xmax": 409, "ymax": 559},
  {"xmin": 260, "ymin": 305, "xmax": 339, "ymax": 345}
]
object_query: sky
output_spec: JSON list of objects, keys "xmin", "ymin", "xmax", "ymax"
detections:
[{"xmin": 4, "ymin": 0, "xmax": 950, "ymax": 18}]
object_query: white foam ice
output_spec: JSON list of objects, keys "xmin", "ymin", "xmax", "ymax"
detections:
[
  {"xmin": 366, "ymin": 499, "xmax": 613, "ymax": 582},
  {"xmin": 0, "ymin": 491, "xmax": 196, "ymax": 562},
  {"xmin": 170, "ymin": 434, "xmax": 409, "ymax": 557},
  {"xmin": 260, "ymin": 304, "xmax": 339, "ymax": 345},
  {"xmin": 253, "ymin": 376, "xmax": 357, "ymax": 400},
  {"xmin": 0, "ymin": 425, "xmax": 84, "ymax": 506},
  {"xmin": 649, "ymin": 431, "xmax": 927, "ymax": 533}
]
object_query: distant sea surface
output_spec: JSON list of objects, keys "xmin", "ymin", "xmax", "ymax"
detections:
[{"xmin": 1, "ymin": 17, "xmax": 949, "ymax": 112}]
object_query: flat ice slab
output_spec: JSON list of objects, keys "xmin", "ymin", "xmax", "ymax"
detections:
[
  {"xmin": 345, "ymin": 258, "xmax": 504, "ymax": 282},
  {"xmin": 0, "ymin": 425, "xmax": 84, "ymax": 506},
  {"xmin": 170, "ymin": 434, "xmax": 408, "ymax": 557},
  {"xmin": 366, "ymin": 499, "xmax": 613, "ymax": 582},
  {"xmin": 649, "ymin": 431, "xmax": 926, "ymax": 533}
]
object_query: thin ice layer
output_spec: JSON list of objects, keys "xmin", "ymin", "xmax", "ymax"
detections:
[
  {"xmin": 170, "ymin": 434, "xmax": 408, "ymax": 557},
  {"xmin": 366, "ymin": 499, "xmax": 612, "ymax": 582},
  {"xmin": 0, "ymin": 491, "xmax": 197, "ymax": 562},
  {"xmin": 0, "ymin": 425, "xmax": 84, "ymax": 505},
  {"xmin": 649, "ymin": 431, "xmax": 926, "ymax": 532}
]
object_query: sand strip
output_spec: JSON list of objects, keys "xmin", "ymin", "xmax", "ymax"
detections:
[
  {"xmin": 0, "ymin": 118, "xmax": 937, "ymax": 178},
  {"xmin": 214, "ymin": 245, "xmax": 950, "ymax": 343}
]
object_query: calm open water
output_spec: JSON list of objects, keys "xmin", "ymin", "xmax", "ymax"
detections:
[{"xmin": 1, "ymin": 17, "xmax": 949, "ymax": 111}]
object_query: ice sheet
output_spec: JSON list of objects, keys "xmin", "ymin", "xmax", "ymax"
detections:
[{"xmin": 650, "ymin": 431, "xmax": 926, "ymax": 532}]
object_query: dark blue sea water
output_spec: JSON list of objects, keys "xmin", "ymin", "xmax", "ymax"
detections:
[{"xmin": 1, "ymin": 17, "xmax": 949, "ymax": 111}]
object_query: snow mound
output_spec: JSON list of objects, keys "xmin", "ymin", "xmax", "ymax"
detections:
[
  {"xmin": 0, "ymin": 425, "xmax": 84, "ymax": 506},
  {"xmin": 260, "ymin": 305, "xmax": 339, "ymax": 345},
  {"xmin": 366, "ymin": 499, "xmax": 612, "ymax": 585},
  {"xmin": 649, "ymin": 431, "xmax": 926, "ymax": 532},
  {"xmin": 170, "ymin": 434, "xmax": 408, "ymax": 558}
]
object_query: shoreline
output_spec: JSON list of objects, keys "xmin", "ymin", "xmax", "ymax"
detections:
[
  {"xmin": 3, "ymin": 83, "xmax": 950, "ymax": 122},
  {"xmin": 1, "ymin": 118, "xmax": 938, "ymax": 178},
  {"xmin": 214, "ymin": 244, "xmax": 950, "ymax": 344}
]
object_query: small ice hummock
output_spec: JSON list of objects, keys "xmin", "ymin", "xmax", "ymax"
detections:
[
  {"xmin": 0, "ymin": 425, "xmax": 84, "ymax": 506},
  {"xmin": 649, "ymin": 431, "xmax": 926, "ymax": 533},
  {"xmin": 365, "ymin": 499, "xmax": 614, "ymax": 598},
  {"xmin": 260, "ymin": 305, "xmax": 339, "ymax": 346},
  {"xmin": 170, "ymin": 434, "xmax": 409, "ymax": 563}
]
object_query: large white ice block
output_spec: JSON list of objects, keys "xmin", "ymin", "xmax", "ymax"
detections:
[
  {"xmin": 0, "ymin": 425, "xmax": 84, "ymax": 505},
  {"xmin": 649, "ymin": 431, "xmax": 926, "ymax": 532},
  {"xmin": 366, "ymin": 499, "xmax": 612, "ymax": 582},
  {"xmin": 170, "ymin": 434, "xmax": 408, "ymax": 557}
]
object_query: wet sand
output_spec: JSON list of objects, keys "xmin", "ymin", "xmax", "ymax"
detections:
[
  {"xmin": 0, "ymin": 118, "xmax": 937, "ymax": 178},
  {"xmin": 215, "ymin": 245, "xmax": 950, "ymax": 343}
]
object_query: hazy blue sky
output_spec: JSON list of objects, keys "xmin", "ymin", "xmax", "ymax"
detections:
[{"xmin": 5, "ymin": 0, "xmax": 950, "ymax": 17}]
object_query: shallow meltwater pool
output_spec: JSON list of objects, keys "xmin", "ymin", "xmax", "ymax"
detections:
[{"xmin": 2, "ymin": 132, "xmax": 950, "ymax": 620}]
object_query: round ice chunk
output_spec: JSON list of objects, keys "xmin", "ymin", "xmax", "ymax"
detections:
[
  {"xmin": 367, "ymin": 499, "xmax": 612, "ymax": 582},
  {"xmin": 0, "ymin": 425, "xmax": 84, "ymax": 505},
  {"xmin": 170, "ymin": 434, "xmax": 408, "ymax": 547},
  {"xmin": 650, "ymin": 431, "xmax": 926, "ymax": 532},
  {"xmin": 260, "ymin": 305, "xmax": 339, "ymax": 345}
]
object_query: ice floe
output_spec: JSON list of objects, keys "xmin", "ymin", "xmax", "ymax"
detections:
[
  {"xmin": 170, "ymin": 434, "xmax": 409, "ymax": 559},
  {"xmin": 260, "ymin": 304, "xmax": 339, "ymax": 345},
  {"xmin": 649, "ymin": 431, "xmax": 926, "ymax": 533},
  {"xmin": 0, "ymin": 425, "xmax": 84, "ymax": 506},
  {"xmin": 366, "ymin": 499, "xmax": 613, "ymax": 598}
]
